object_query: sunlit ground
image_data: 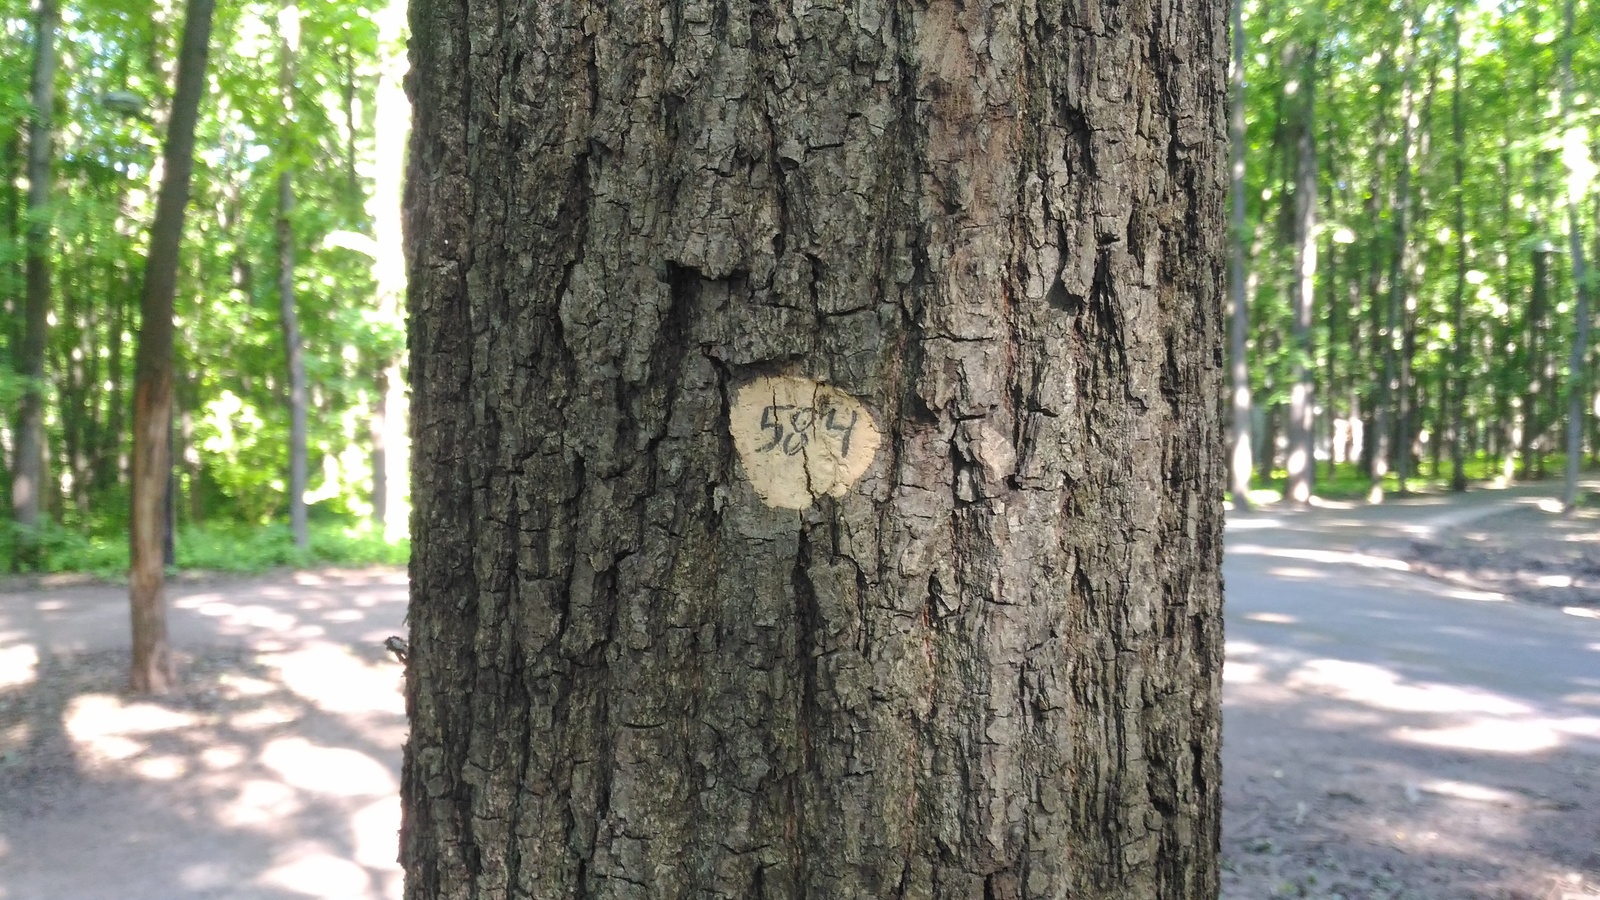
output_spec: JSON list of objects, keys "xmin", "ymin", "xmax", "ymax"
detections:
[
  {"xmin": 0, "ymin": 569, "xmax": 407, "ymax": 900},
  {"xmin": 3, "ymin": 501, "xmax": 1600, "ymax": 900},
  {"xmin": 1223, "ymin": 497, "xmax": 1600, "ymax": 898}
]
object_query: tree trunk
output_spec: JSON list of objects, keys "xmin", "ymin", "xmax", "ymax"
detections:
[
  {"xmin": 128, "ymin": 0, "xmax": 215, "ymax": 694},
  {"xmin": 1228, "ymin": 0, "xmax": 1254, "ymax": 511},
  {"xmin": 1448, "ymin": 4, "xmax": 1467, "ymax": 492},
  {"xmin": 1494, "ymin": 0, "xmax": 1518, "ymax": 484},
  {"xmin": 367, "ymin": 0, "xmax": 409, "ymax": 539},
  {"xmin": 1322, "ymin": 217, "xmax": 1339, "ymax": 483},
  {"xmin": 1559, "ymin": 0, "xmax": 1592, "ymax": 512},
  {"xmin": 1396, "ymin": 56, "xmax": 1438, "ymax": 495},
  {"xmin": 12, "ymin": 0, "xmax": 60, "ymax": 548},
  {"xmin": 1525, "ymin": 247, "xmax": 1551, "ymax": 480},
  {"xmin": 277, "ymin": 0, "xmax": 309, "ymax": 551},
  {"xmin": 1258, "ymin": 401, "xmax": 1280, "ymax": 476},
  {"xmin": 97, "ymin": 264, "xmax": 127, "ymax": 492},
  {"xmin": 1375, "ymin": 17, "xmax": 1418, "ymax": 500},
  {"xmin": 1286, "ymin": 43, "xmax": 1318, "ymax": 506},
  {"xmin": 1362, "ymin": 43, "xmax": 1396, "ymax": 491},
  {"xmin": 401, "ymin": 2, "xmax": 1228, "ymax": 897}
]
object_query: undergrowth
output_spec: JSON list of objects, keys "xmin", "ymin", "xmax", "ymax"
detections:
[
  {"xmin": 2, "ymin": 519, "xmax": 408, "ymax": 578},
  {"xmin": 1235, "ymin": 452, "xmax": 1577, "ymax": 505}
]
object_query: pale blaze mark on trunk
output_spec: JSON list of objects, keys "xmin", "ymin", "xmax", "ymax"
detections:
[{"xmin": 729, "ymin": 375, "xmax": 881, "ymax": 509}]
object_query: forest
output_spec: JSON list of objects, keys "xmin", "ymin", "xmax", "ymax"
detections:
[
  {"xmin": 1, "ymin": 0, "xmax": 408, "ymax": 573},
  {"xmin": 1, "ymin": 0, "xmax": 1597, "ymax": 573}
]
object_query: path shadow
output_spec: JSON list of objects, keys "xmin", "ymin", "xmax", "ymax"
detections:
[{"xmin": 0, "ymin": 569, "xmax": 408, "ymax": 900}]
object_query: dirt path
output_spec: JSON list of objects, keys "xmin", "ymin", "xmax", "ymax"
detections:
[
  {"xmin": 1223, "ymin": 489, "xmax": 1600, "ymax": 900},
  {"xmin": 0, "ymin": 569, "xmax": 409, "ymax": 900},
  {"xmin": 0, "ymin": 492, "xmax": 1597, "ymax": 899}
]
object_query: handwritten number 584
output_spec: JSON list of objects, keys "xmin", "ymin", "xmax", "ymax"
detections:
[{"xmin": 758, "ymin": 403, "xmax": 858, "ymax": 458}]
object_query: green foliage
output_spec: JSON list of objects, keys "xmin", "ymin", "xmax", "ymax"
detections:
[
  {"xmin": 1, "ymin": 519, "xmax": 126, "ymax": 575},
  {"xmin": 1247, "ymin": 454, "xmax": 1553, "ymax": 505},
  {"xmin": 2, "ymin": 0, "xmax": 1597, "ymax": 554},
  {"xmin": 1229, "ymin": 0, "xmax": 1600, "ymax": 505},
  {"xmin": 175, "ymin": 520, "xmax": 409, "ymax": 572},
  {"xmin": 2, "ymin": 0, "xmax": 410, "ymax": 569},
  {"xmin": 193, "ymin": 389, "xmax": 288, "ymax": 523},
  {"xmin": 2, "ymin": 518, "xmax": 408, "ymax": 577}
]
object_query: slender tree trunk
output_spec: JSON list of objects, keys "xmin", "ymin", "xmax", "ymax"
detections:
[
  {"xmin": 1429, "ymin": 366, "xmax": 1444, "ymax": 477},
  {"xmin": 12, "ymin": 0, "xmax": 60, "ymax": 550},
  {"xmin": 1323, "ymin": 215, "xmax": 1339, "ymax": 481},
  {"xmin": 129, "ymin": 0, "xmax": 215, "ymax": 694},
  {"xmin": 2, "ymin": 136, "xmax": 21, "ymax": 466},
  {"xmin": 367, "ymin": 0, "xmax": 409, "ymax": 539},
  {"xmin": 1228, "ymin": 0, "xmax": 1253, "ymax": 510},
  {"xmin": 1374, "ymin": 23, "xmax": 1418, "ymax": 500},
  {"xmin": 1559, "ymin": 0, "xmax": 1593, "ymax": 511},
  {"xmin": 1449, "ymin": 5, "xmax": 1468, "ymax": 492},
  {"xmin": 80, "ymin": 262, "xmax": 103, "ymax": 513},
  {"xmin": 1357, "ymin": 46, "xmax": 1394, "ymax": 483},
  {"xmin": 98, "ymin": 266, "xmax": 126, "ymax": 491},
  {"xmin": 277, "ymin": 0, "xmax": 309, "ymax": 550},
  {"xmin": 1259, "ymin": 400, "xmax": 1280, "ymax": 476},
  {"xmin": 1397, "ymin": 57, "xmax": 1438, "ymax": 494},
  {"xmin": 60, "ymin": 275, "xmax": 86, "ymax": 516},
  {"xmin": 401, "ymin": 1, "xmax": 1229, "ymax": 896},
  {"xmin": 1525, "ymin": 247, "xmax": 1551, "ymax": 478},
  {"xmin": 1286, "ymin": 43, "xmax": 1318, "ymax": 505},
  {"xmin": 341, "ymin": 40, "xmax": 359, "ymax": 204},
  {"xmin": 1496, "ymin": 0, "xmax": 1519, "ymax": 483},
  {"xmin": 1522, "ymin": 17, "xmax": 1555, "ymax": 483}
]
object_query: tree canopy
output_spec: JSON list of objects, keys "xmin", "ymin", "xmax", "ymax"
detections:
[
  {"xmin": 1230, "ymin": 0, "xmax": 1600, "ymax": 505},
  {"xmin": 2, "ymin": 0, "xmax": 409, "ymax": 572}
]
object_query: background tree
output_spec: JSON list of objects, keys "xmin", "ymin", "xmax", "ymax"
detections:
[
  {"xmin": 1230, "ymin": 0, "xmax": 1256, "ymax": 509},
  {"xmin": 1558, "ymin": 0, "xmax": 1593, "ymax": 512},
  {"xmin": 11, "ymin": 0, "xmax": 59, "ymax": 561},
  {"xmin": 1448, "ymin": 0, "xmax": 1468, "ymax": 492},
  {"xmin": 400, "ymin": 0, "xmax": 1227, "ymax": 896},
  {"xmin": 1, "ymin": 0, "xmax": 410, "ymax": 576},
  {"xmin": 128, "ymin": 0, "xmax": 215, "ymax": 693},
  {"xmin": 364, "ymin": 0, "xmax": 408, "ymax": 542},
  {"xmin": 276, "ymin": 0, "xmax": 309, "ymax": 550},
  {"xmin": 0, "ymin": 0, "xmax": 1594, "ymax": 607},
  {"xmin": 1221, "ymin": 0, "xmax": 1598, "ymax": 505}
]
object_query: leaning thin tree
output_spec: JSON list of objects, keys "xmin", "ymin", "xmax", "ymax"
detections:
[
  {"xmin": 127, "ymin": 0, "xmax": 215, "ymax": 694},
  {"xmin": 402, "ymin": 2, "xmax": 1228, "ymax": 896}
]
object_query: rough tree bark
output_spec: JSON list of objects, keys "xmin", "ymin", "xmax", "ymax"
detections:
[
  {"xmin": 402, "ymin": 1, "xmax": 1227, "ymax": 897},
  {"xmin": 12, "ymin": 0, "xmax": 59, "ymax": 546},
  {"xmin": 128, "ymin": 0, "xmax": 215, "ymax": 694}
]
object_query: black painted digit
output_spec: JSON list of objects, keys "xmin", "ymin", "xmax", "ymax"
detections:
[
  {"xmin": 789, "ymin": 408, "xmax": 815, "ymax": 434},
  {"xmin": 824, "ymin": 408, "xmax": 858, "ymax": 456},
  {"xmin": 782, "ymin": 429, "xmax": 809, "ymax": 456},
  {"xmin": 758, "ymin": 405, "xmax": 787, "ymax": 452}
]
